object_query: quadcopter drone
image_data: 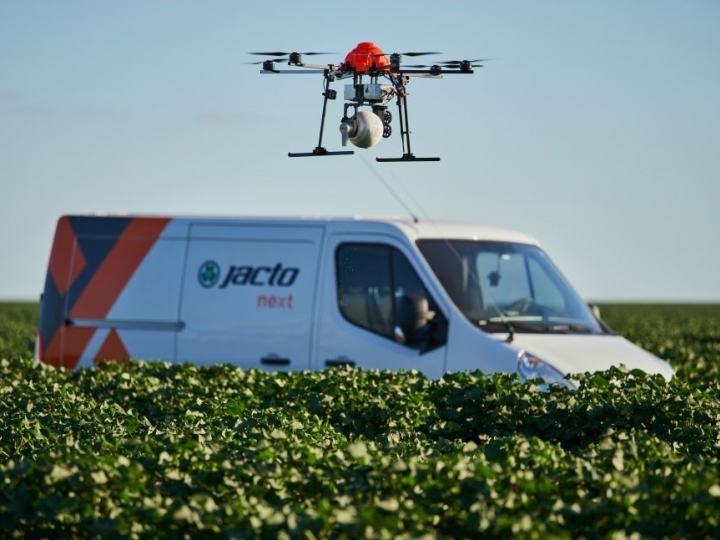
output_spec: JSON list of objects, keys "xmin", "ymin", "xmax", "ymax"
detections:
[{"xmin": 249, "ymin": 42, "xmax": 486, "ymax": 162}]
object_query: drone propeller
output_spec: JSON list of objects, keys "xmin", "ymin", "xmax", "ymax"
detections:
[{"xmin": 405, "ymin": 58, "xmax": 493, "ymax": 67}]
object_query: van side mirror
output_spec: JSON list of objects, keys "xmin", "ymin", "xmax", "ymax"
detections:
[
  {"xmin": 588, "ymin": 303, "xmax": 601, "ymax": 320},
  {"xmin": 394, "ymin": 295, "xmax": 432, "ymax": 346}
]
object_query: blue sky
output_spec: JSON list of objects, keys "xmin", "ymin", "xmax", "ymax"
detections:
[{"xmin": 1, "ymin": 0, "xmax": 718, "ymax": 302}]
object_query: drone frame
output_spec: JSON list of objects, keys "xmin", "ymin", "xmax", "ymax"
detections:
[{"xmin": 258, "ymin": 51, "xmax": 477, "ymax": 162}]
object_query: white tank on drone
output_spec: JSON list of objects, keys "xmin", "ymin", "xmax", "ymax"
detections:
[{"xmin": 339, "ymin": 111, "xmax": 384, "ymax": 149}]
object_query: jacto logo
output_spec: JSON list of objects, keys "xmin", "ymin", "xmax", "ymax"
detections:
[
  {"xmin": 197, "ymin": 261, "xmax": 300, "ymax": 289},
  {"xmin": 198, "ymin": 260, "xmax": 221, "ymax": 288}
]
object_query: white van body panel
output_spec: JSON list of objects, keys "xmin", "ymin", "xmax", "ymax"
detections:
[
  {"xmin": 508, "ymin": 334, "xmax": 676, "ymax": 380},
  {"xmin": 36, "ymin": 214, "xmax": 675, "ymax": 383},
  {"xmin": 177, "ymin": 223, "xmax": 325, "ymax": 369},
  {"xmin": 444, "ymin": 311, "xmax": 521, "ymax": 374}
]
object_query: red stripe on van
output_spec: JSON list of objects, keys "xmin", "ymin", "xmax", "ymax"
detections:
[
  {"xmin": 47, "ymin": 216, "xmax": 86, "ymax": 297},
  {"xmin": 94, "ymin": 329, "xmax": 130, "ymax": 365},
  {"xmin": 59, "ymin": 217, "xmax": 170, "ymax": 370},
  {"xmin": 69, "ymin": 218, "xmax": 170, "ymax": 319},
  {"xmin": 43, "ymin": 327, "xmax": 96, "ymax": 370}
]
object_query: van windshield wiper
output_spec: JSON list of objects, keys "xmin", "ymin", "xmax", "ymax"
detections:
[
  {"xmin": 478, "ymin": 320, "xmax": 595, "ymax": 336},
  {"xmin": 478, "ymin": 320, "xmax": 544, "ymax": 342},
  {"xmin": 481, "ymin": 319, "xmax": 546, "ymax": 332},
  {"xmin": 545, "ymin": 324, "xmax": 594, "ymax": 334}
]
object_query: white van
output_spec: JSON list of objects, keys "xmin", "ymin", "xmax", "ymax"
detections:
[{"xmin": 36, "ymin": 214, "xmax": 673, "ymax": 387}]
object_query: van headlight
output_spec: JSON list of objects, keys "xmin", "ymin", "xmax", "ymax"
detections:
[{"xmin": 517, "ymin": 350, "xmax": 576, "ymax": 390}]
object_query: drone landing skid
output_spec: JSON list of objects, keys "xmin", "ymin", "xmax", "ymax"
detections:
[
  {"xmin": 376, "ymin": 153, "xmax": 440, "ymax": 162},
  {"xmin": 289, "ymin": 148, "xmax": 354, "ymax": 157}
]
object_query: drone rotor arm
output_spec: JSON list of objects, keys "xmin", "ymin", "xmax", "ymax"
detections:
[
  {"xmin": 287, "ymin": 60, "xmax": 335, "ymax": 70},
  {"xmin": 402, "ymin": 72, "xmax": 444, "ymax": 79}
]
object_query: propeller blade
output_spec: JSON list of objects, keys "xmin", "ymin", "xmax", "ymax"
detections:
[
  {"xmin": 438, "ymin": 58, "xmax": 493, "ymax": 65},
  {"xmin": 249, "ymin": 51, "xmax": 335, "ymax": 57},
  {"xmin": 442, "ymin": 63, "xmax": 485, "ymax": 69},
  {"xmin": 400, "ymin": 51, "xmax": 442, "ymax": 57},
  {"xmin": 400, "ymin": 64, "xmax": 484, "ymax": 73},
  {"xmin": 245, "ymin": 57, "xmax": 288, "ymax": 65},
  {"xmin": 249, "ymin": 51, "xmax": 289, "ymax": 57},
  {"xmin": 403, "ymin": 63, "xmax": 484, "ymax": 69},
  {"xmin": 370, "ymin": 51, "xmax": 442, "ymax": 58}
]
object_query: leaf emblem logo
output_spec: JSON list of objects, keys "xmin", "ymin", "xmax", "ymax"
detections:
[{"xmin": 198, "ymin": 260, "xmax": 221, "ymax": 288}]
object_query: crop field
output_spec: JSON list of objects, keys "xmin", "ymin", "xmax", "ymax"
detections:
[{"xmin": 1, "ymin": 302, "xmax": 720, "ymax": 538}]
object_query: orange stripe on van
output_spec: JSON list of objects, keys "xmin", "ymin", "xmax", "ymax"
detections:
[
  {"xmin": 69, "ymin": 218, "xmax": 170, "ymax": 319},
  {"xmin": 94, "ymin": 329, "xmax": 130, "ymax": 365}
]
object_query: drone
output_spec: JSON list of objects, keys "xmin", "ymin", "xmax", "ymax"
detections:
[{"xmin": 249, "ymin": 42, "xmax": 486, "ymax": 162}]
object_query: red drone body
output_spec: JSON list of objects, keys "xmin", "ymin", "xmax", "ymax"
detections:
[{"xmin": 341, "ymin": 42, "xmax": 391, "ymax": 73}]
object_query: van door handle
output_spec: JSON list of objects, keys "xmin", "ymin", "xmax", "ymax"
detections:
[
  {"xmin": 261, "ymin": 356, "xmax": 291, "ymax": 366},
  {"xmin": 325, "ymin": 358, "xmax": 356, "ymax": 367}
]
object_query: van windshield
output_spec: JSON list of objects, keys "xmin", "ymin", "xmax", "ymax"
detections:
[{"xmin": 416, "ymin": 240, "xmax": 604, "ymax": 335}]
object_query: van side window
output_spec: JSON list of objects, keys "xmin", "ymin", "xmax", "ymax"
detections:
[
  {"xmin": 336, "ymin": 244, "xmax": 393, "ymax": 336},
  {"xmin": 336, "ymin": 243, "xmax": 443, "ymax": 346}
]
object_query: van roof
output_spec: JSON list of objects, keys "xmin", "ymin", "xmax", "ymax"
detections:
[
  {"xmin": 347, "ymin": 216, "xmax": 540, "ymax": 245},
  {"xmin": 65, "ymin": 214, "xmax": 541, "ymax": 246}
]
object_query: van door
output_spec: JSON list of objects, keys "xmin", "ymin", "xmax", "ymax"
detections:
[
  {"xmin": 314, "ymin": 234, "xmax": 448, "ymax": 379},
  {"xmin": 177, "ymin": 223, "xmax": 324, "ymax": 369}
]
